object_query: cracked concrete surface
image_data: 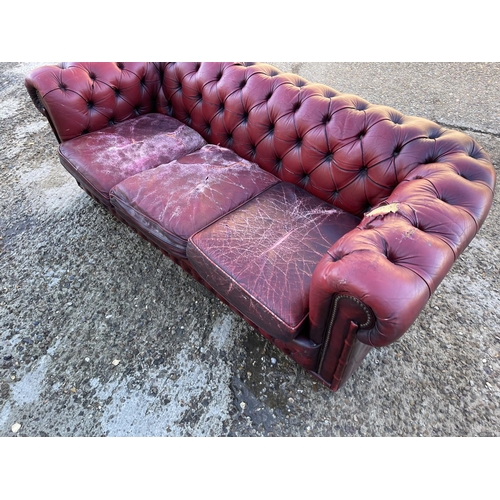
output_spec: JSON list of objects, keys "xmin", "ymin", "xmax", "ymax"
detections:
[{"xmin": 1, "ymin": 62, "xmax": 499, "ymax": 437}]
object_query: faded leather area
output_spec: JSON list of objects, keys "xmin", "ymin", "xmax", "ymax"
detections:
[
  {"xmin": 109, "ymin": 144, "xmax": 280, "ymax": 258},
  {"xmin": 187, "ymin": 182, "xmax": 361, "ymax": 341},
  {"xmin": 58, "ymin": 114, "xmax": 206, "ymax": 205}
]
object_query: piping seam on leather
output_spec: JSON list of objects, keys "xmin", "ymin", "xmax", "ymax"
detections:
[{"xmin": 317, "ymin": 294, "xmax": 372, "ymax": 374}]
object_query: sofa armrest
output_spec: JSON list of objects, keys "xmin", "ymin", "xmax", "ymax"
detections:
[
  {"xmin": 25, "ymin": 62, "xmax": 165, "ymax": 143},
  {"xmin": 309, "ymin": 135, "xmax": 495, "ymax": 385},
  {"xmin": 310, "ymin": 214, "xmax": 455, "ymax": 348}
]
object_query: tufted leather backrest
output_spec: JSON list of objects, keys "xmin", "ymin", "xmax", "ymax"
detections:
[
  {"xmin": 25, "ymin": 62, "xmax": 165, "ymax": 143},
  {"xmin": 161, "ymin": 62, "xmax": 495, "ymax": 220},
  {"xmin": 25, "ymin": 61, "xmax": 495, "ymax": 229}
]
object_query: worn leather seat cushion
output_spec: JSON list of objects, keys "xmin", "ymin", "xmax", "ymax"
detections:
[
  {"xmin": 58, "ymin": 113, "xmax": 206, "ymax": 207},
  {"xmin": 109, "ymin": 144, "xmax": 280, "ymax": 258},
  {"xmin": 187, "ymin": 182, "xmax": 361, "ymax": 341}
]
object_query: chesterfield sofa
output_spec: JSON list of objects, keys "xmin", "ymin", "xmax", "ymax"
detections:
[{"xmin": 25, "ymin": 62, "xmax": 496, "ymax": 392}]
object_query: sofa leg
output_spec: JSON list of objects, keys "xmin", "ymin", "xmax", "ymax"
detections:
[
  {"xmin": 312, "ymin": 295, "xmax": 374, "ymax": 391},
  {"xmin": 331, "ymin": 325, "xmax": 373, "ymax": 391},
  {"xmin": 311, "ymin": 323, "xmax": 372, "ymax": 391}
]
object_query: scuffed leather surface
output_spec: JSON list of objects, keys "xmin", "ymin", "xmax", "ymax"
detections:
[
  {"xmin": 109, "ymin": 144, "xmax": 280, "ymax": 258},
  {"xmin": 25, "ymin": 62, "xmax": 165, "ymax": 143},
  {"xmin": 187, "ymin": 182, "xmax": 360, "ymax": 341},
  {"xmin": 58, "ymin": 114, "xmax": 206, "ymax": 206}
]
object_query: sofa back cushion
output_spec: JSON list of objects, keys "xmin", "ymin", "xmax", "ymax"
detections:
[{"xmin": 161, "ymin": 62, "xmax": 494, "ymax": 218}]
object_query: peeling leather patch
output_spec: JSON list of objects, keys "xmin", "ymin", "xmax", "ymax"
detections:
[{"xmin": 365, "ymin": 203, "xmax": 400, "ymax": 218}]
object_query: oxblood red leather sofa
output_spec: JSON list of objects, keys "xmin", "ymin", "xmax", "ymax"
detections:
[{"xmin": 25, "ymin": 62, "xmax": 496, "ymax": 391}]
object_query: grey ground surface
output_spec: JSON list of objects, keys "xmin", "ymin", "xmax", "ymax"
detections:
[{"xmin": 1, "ymin": 62, "xmax": 499, "ymax": 437}]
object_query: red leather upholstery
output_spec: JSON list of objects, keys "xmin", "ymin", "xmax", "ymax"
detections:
[
  {"xmin": 58, "ymin": 114, "xmax": 206, "ymax": 207},
  {"xmin": 25, "ymin": 62, "xmax": 497, "ymax": 390},
  {"xmin": 187, "ymin": 182, "xmax": 361, "ymax": 341},
  {"xmin": 109, "ymin": 144, "xmax": 280, "ymax": 258},
  {"xmin": 310, "ymin": 131, "xmax": 495, "ymax": 349},
  {"xmin": 25, "ymin": 62, "xmax": 165, "ymax": 143}
]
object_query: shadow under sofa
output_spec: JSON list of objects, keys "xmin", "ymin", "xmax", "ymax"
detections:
[{"xmin": 25, "ymin": 62, "xmax": 496, "ymax": 392}]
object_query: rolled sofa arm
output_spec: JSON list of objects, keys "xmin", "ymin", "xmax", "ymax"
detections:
[
  {"xmin": 25, "ymin": 62, "xmax": 165, "ymax": 143},
  {"xmin": 310, "ymin": 211, "xmax": 455, "ymax": 347},
  {"xmin": 309, "ymin": 129, "xmax": 496, "ymax": 387}
]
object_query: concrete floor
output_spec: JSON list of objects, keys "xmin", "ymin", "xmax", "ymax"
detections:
[{"xmin": 1, "ymin": 61, "xmax": 499, "ymax": 437}]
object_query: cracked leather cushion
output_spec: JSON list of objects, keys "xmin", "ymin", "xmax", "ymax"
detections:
[
  {"xmin": 187, "ymin": 182, "xmax": 361, "ymax": 341},
  {"xmin": 109, "ymin": 144, "xmax": 280, "ymax": 258},
  {"xmin": 58, "ymin": 113, "xmax": 206, "ymax": 207}
]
